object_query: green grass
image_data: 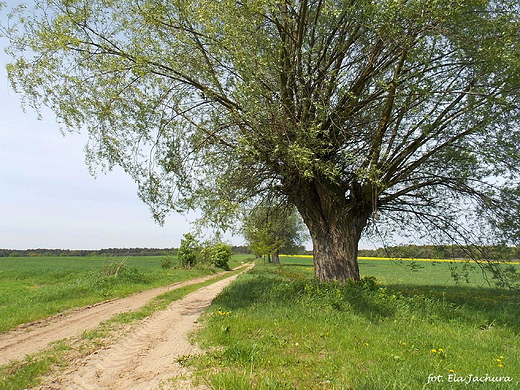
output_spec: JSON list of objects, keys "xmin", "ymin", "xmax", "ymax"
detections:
[
  {"xmin": 0, "ymin": 254, "xmax": 249, "ymax": 333},
  {"xmin": 0, "ymin": 264, "xmax": 249, "ymax": 390},
  {"xmin": 0, "ymin": 340, "xmax": 71, "ymax": 390},
  {"xmin": 188, "ymin": 260, "xmax": 520, "ymax": 390}
]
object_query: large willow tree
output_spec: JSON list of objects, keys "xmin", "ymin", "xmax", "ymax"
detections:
[{"xmin": 3, "ymin": 0, "xmax": 520, "ymax": 281}]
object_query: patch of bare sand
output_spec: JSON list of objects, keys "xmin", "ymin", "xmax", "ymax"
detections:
[
  {"xmin": 0, "ymin": 265, "xmax": 250, "ymax": 367},
  {"xmin": 33, "ymin": 267, "xmax": 252, "ymax": 389}
]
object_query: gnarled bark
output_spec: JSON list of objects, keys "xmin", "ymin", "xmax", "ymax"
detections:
[{"xmin": 287, "ymin": 177, "xmax": 371, "ymax": 282}]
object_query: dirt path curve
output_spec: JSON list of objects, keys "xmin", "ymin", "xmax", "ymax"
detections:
[
  {"xmin": 0, "ymin": 264, "xmax": 252, "ymax": 367},
  {"xmin": 36, "ymin": 266, "xmax": 253, "ymax": 390}
]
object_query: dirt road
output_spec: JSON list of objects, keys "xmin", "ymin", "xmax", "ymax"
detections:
[{"xmin": 1, "ymin": 264, "xmax": 253, "ymax": 389}]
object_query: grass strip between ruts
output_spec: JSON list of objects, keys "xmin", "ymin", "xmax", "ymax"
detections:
[{"xmin": 0, "ymin": 266, "xmax": 248, "ymax": 390}]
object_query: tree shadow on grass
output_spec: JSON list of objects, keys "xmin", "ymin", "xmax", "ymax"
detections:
[
  {"xmin": 214, "ymin": 266, "xmax": 520, "ymax": 332},
  {"xmin": 385, "ymin": 283, "xmax": 520, "ymax": 332},
  {"xmin": 214, "ymin": 268, "xmax": 396, "ymax": 322}
]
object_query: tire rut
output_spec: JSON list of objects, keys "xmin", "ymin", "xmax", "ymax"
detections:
[
  {"xmin": 0, "ymin": 265, "xmax": 250, "ymax": 367},
  {"xmin": 34, "ymin": 266, "xmax": 252, "ymax": 389}
]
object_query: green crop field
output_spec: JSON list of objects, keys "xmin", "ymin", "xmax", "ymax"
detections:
[
  {"xmin": 1, "ymin": 255, "xmax": 519, "ymax": 389},
  {"xmin": 0, "ymin": 254, "xmax": 248, "ymax": 333},
  {"xmin": 186, "ymin": 258, "xmax": 520, "ymax": 390},
  {"xmin": 280, "ymin": 255, "xmax": 519, "ymax": 287}
]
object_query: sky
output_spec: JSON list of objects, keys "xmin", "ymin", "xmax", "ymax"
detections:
[
  {"xmin": 0, "ymin": 2, "xmax": 246, "ymax": 250},
  {"xmin": 0, "ymin": 1, "xmax": 380, "ymax": 252},
  {"xmin": 0, "ymin": 59, "xmax": 221, "ymax": 250}
]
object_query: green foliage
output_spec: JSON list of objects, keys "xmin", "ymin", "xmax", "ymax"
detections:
[
  {"xmin": 178, "ymin": 233, "xmax": 199, "ymax": 269},
  {"xmin": 3, "ymin": 0, "xmax": 520, "ymax": 281},
  {"xmin": 210, "ymin": 243, "xmax": 232, "ymax": 270},
  {"xmin": 242, "ymin": 204, "xmax": 307, "ymax": 260},
  {"xmin": 160, "ymin": 256, "xmax": 174, "ymax": 270},
  {"xmin": 199, "ymin": 242, "xmax": 233, "ymax": 270}
]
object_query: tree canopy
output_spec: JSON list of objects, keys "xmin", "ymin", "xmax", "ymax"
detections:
[
  {"xmin": 3, "ymin": 0, "xmax": 520, "ymax": 282},
  {"xmin": 242, "ymin": 203, "xmax": 307, "ymax": 263}
]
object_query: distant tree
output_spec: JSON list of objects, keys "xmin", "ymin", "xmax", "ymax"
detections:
[
  {"xmin": 242, "ymin": 203, "xmax": 307, "ymax": 264},
  {"xmin": 3, "ymin": 0, "xmax": 519, "ymax": 282},
  {"xmin": 178, "ymin": 233, "xmax": 199, "ymax": 269}
]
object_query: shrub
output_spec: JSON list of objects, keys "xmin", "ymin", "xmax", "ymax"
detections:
[
  {"xmin": 160, "ymin": 256, "xmax": 174, "ymax": 270},
  {"xmin": 102, "ymin": 258, "xmax": 128, "ymax": 277},
  {"xmin": 178, "ymin": 233, "xmax": 199, "ymax": 269},
  {"xmin": 198, "ymin": 246, "xmax": 213, "ymax": 265},
  {"xmin": 210, "ymin": 243, "xmax": 232, "ymax": 270}
]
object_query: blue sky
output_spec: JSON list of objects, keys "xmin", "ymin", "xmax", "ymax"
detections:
[
  {"xmin": 0, "ymin": 2, "xmax": 243, "ymax": 250},
  {"xmin": 0, "ymin": 1, "xmax": 383, "ymax": 252},
  {"xmin": 0, "ymin": 53, "xmax": 212, "ymax": 249}
]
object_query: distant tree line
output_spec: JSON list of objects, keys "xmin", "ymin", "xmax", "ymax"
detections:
[
  {"xmin": 4, "ymin": 245, "xmax": 517, "ymax": 261},
  {"xmin": 0, "ymin": 246, "xmax": 252, "ymax": 258},
  {"xmin": 358, "ymin": 245, "xmax": 520, "ymax": 261}
]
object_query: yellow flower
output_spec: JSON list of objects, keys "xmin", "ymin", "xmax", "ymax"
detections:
[
  {"xmin": 365, "ymin": 343, "xmax": 369, "ymax": 346},
  {"xmin": 496, "ymin": 359, "xmax": 502, "ymax": 362},
  {"xmin": 438, "ymin": 348, "xmax": 444, "ymax": 352},
  {"xmin": 500, "ymin": 356, "xmax": 505, "ymax": 359},
  {"xmin": 430, "ymin": 349, "xmax": 437, "ymax": 353},
  {"xmin": 449, "ymin": 370, "xmax": 455, "ymax": 373},
  {"xmin": 498, "ymin": 364, "xmax": 504, "ymax": 368}
]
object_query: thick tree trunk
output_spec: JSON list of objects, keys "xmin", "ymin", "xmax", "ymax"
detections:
[
  {"xmin": 287, "ymin": 178, "xmax": 371, "ymax": 282},
  {"xmin": 308, "ymin": 210, "xmax": 368, "ymax": 282},
  {"xmin": 271, "ymin": 251, "xmax": 280, "ymax": 264}
]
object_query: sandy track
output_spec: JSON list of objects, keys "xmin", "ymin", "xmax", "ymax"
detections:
[
  {"xmin": 32, "ymin": 267, "xmax": 252, "ymax": 390},
  {"xmin": 0, "ymin": 265, "xmax": 251, "ymax": 367}
]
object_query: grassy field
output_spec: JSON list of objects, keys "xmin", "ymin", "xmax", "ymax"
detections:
[
  {"xmin": 0, "ymin": 254, "xmax": 249, "ymax": 333},
  {"xmin": 0, "ymin": 266, "xmax": 248, "ymax": 390},
  {"xmin": 187, "ymin": 257, "xmax": 520, "ymax": 390}
]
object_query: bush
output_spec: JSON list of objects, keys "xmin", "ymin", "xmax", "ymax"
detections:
[
  {"xmin": 178, "ymin": 233, "xmax": 199, "ymax": 269},
  {"xmin": 160, "ymin": 256, "xmax": 174, "ymax": 269},
  {"xmin": 210, "ymin": 243, "xmax": 232, "ymax": 270},
  {"xmin": 102, "ymin": 258, "xmax": 128, "ymax": 277},
  {"xmin": 198, "ymin": 246, "xmax": 213, "ymax": 265}
]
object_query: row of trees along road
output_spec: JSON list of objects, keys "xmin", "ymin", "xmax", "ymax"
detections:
[{"xmin": 2, "ymin": 0, "xmax": 519, "ymax": 282}]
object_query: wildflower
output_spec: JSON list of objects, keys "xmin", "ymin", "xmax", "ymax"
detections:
[
  {"xmin": 500, "ymin": 356, "xmax": 505, "ymax": 359},
  {"xmin": 498, "ymin": 364, "xmax": 504, "ymax": 368},
  {"xmin": 217, "ymin": 310, "xmax": 230, "ymax": 316},
  {"xmin": 365, "ymin": 343, "xmax": 369, "ymax": 346},
  {"xmin": 438, "ymin": 348, "xmax": 444, "ymax": 352},
  {"xmin": 449, "ymin": 369, "xmax": 455, "ymax": 373},
  {"xmin": 496, "ymin": 359, "xmax": 502, "ymax": 362},
  {"xmin": 430, "ymin": 349, "xmax": 437, "ymax": 353}
]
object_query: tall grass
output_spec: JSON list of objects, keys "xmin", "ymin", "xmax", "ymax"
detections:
[
  {"xmin": 189, "ymin": 263, "xmax": 520, "ymax": 390},
  {"xmin": 0, "ymin": 255, "xmax": 249, "ymax": 333},
  {"xmin": 0, "ymin": 267, "xmax": 247, "ymax": 390}
]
